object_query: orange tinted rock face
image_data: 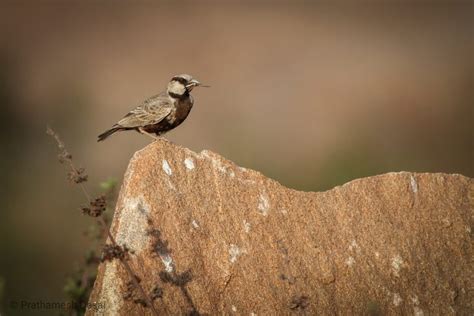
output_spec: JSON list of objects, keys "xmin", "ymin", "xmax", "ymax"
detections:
[{"xmin": 87, "ymin": 140, "xmax": 473, "ymax": 315}]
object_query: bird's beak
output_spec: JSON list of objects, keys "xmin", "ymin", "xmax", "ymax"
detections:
[{"xmin": 187, "ymin": 79, "xmax": 210, "ymax": 89}]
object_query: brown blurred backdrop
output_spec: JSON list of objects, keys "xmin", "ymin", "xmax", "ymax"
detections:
[{"xmin": 0, "ymin": 1, "xmax": 472, "ymax": 314}]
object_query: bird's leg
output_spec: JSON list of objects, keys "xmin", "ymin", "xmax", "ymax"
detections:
[
  {"xmin": 138, "ymin": 127, "xmax": 160, "ymax": 141},
  {"xmin": 138, "ymin": 127, "xmax": 170, "ymax": 143}
]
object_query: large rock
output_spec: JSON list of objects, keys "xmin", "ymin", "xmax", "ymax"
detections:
[{"xmin": 87, "ymin": 140, "xmax": 473, "ymax": 315}]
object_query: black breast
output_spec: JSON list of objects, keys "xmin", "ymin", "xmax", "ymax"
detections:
[{"xmin": 143, "ymin": 99, "xmax": 193, "ymax": 135}]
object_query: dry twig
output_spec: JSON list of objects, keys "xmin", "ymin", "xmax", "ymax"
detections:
[{"xmin": 47, "ymin": 126, "xmax": 159, "ymax": 316}]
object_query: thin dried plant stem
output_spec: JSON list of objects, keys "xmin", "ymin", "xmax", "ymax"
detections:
[
  {"xmin": 47, "ymin": 126, "xmax": 158, "ymax": 316},
  {"xmin": 74, "ymin": 163, "xmax": 159, "ymax": 316},
  {"xmin": 69, "ymin": 165, "xmax": 89, "ymax": 201}
]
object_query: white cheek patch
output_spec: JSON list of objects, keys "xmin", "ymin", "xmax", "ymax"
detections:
[{"xmin": 168, "ymin": 81, "xmax": 186, "ymax": 95}]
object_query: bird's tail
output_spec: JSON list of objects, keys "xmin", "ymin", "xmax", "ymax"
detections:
[{"xmin": 97, "ymin": 127, "xmax": 122, "ymax": 142}]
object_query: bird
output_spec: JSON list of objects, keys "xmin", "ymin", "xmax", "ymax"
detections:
[{"xmin": 97, "ymin": 74, "xmax": 207, "ymax": 142}]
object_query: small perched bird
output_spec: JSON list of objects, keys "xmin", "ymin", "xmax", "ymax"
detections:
[{"xmin": 97, "ymin": 74, "xmax": 207, "ymax": 142}]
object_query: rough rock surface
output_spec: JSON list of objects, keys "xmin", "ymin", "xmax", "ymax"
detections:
[{"xmin": 87, "ymin": 140, "xmax": 473, "ymax": 315}]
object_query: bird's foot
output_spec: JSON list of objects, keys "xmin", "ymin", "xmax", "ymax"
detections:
[{"xmin": 157, "ymin": 136, "xmax": 171, "ymax": 144}]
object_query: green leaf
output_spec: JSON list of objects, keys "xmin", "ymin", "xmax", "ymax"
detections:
[{"xmin": 99, "ymin": 178, "xmax": 117, "ymax": 191}]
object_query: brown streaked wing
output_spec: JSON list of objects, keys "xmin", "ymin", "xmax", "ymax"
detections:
[{"xmin": 116, "ymin": 93, "xmax": 172, "ymax": 128}]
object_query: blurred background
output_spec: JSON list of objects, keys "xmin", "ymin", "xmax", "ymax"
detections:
[{"xmin": 0, "ymin": 1, "xmax": 472, "ymax": 315}]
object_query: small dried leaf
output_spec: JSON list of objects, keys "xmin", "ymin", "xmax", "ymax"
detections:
[
  {"xmin": 68, "ymin": 167, "xmax": 88, "ymax": 184},
  {"xmin": 82, "ymin": 196, "xmax": 106, "ymax": 217},
  {"xmin": 101, "ymin": 244, "xmax": 128, "ymax": 262}
]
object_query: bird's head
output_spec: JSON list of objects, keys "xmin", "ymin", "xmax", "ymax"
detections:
[{"xmin": 167, "ymin": 74, "xmax": 208, "ymax": 98}]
